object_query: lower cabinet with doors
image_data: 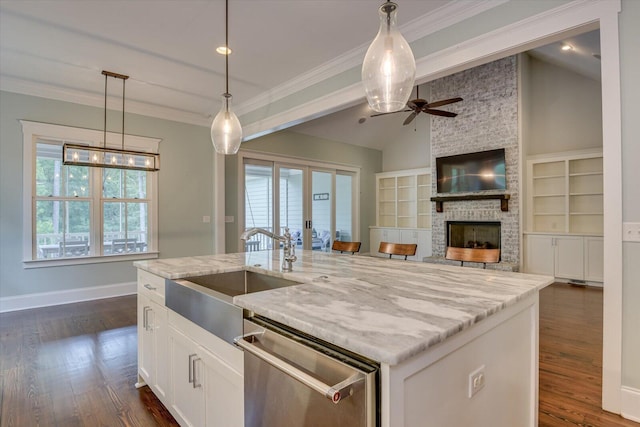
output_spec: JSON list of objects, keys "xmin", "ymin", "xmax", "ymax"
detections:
[
  {"xmin": 137, "ymin": 270, "xmax": 244, "ymax": 427},
  {"xmin": 523, "ymin": 233, "xmax": 603, "ymax": 284},
  {"xmin": 137, "ymin": 270, "xmax": 169, "ymax": 401}
]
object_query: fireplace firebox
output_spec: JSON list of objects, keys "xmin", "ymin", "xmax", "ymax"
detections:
[{"xmin": 447, "ymin": 221, "xmax": 501, "ymax": 251}]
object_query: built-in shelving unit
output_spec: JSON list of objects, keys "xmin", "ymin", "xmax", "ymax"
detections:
[
  {"xmin": 375, "ymin": 168, "xmax": 431, "ymax": 229},
  {"xmin": 527, "ymin": 151, "xmax": 603, "ymax": 234}
]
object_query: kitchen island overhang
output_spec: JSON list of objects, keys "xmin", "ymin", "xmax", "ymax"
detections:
[{"xmin": 134, "ymin": 249, "xmax": 553, "ymax": 426}]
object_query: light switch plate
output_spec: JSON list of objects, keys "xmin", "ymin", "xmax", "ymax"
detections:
[
  {"xmin": 225, "ymin": 216, "xmax": 234, "ymax": 223},
  {"xmin": 623, "ymin": 222, "xmax": 640, "ymax": 242}
]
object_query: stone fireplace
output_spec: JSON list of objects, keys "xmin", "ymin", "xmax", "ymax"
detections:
[{"xmin": 427, "ymin": 56, "xmax": 520, "ymax": 271}]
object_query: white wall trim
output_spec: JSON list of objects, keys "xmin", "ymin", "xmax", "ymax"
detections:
[
  {"xmin": 0, "ymin": 281, "xmax": 136, "ymax": 313},
  {"xmin": 1, "ymin": 76, "xmax": 212, "ymax": 127},
  {"xmin": 621, "ymin": 387, "xmax": 640, "ymax": 423}
]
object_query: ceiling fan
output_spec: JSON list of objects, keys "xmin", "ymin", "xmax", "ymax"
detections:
[{"xmin": 370, "ymin": 86, "xmax": 463, "ymax": 125}]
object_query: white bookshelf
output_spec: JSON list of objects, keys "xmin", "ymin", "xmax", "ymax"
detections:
[{"xmin": 375, "ymin": 168, "xmax": 431, "ymax": 229}]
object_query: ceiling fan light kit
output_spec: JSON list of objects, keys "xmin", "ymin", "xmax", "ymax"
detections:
[
  {"xmin": 211, "ymin": 0, "xmax": 243, "ymax": 155},
  {"xmin": 362, "ymin": 1, "xmax": 416, "ymax": 114},
  {"xmin": 63, "ymin": 70, "xmax": 160, "ymax": 172}
]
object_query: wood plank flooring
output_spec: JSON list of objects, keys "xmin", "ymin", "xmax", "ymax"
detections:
[
  {"xmin": 0, "ymin": 284, "xmax": 637, "ymax": 426},
  {"xmin": 538, "ymin": 283, "xmax": 637, "ymax": 427}
]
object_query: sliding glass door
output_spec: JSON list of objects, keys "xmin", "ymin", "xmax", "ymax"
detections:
[{"xmin": 241, "ymin": 157, "xmax": 357, "ymax": 252}]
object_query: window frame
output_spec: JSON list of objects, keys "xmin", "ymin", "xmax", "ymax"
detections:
[{"xmin": 21, "ymin": 121, "xmax": 160, "ymax": 268}]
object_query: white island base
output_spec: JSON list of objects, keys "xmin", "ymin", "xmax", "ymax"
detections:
[{"xmin": 382, "ymin": 295, "xmax": 538, "ymax": 427}]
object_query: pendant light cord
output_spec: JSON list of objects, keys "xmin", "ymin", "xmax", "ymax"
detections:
[
  {"xmin": 225, "ymin": 0, "xmax": 229, "ymax": 98},
  {"xmin": 104, "ymin": 73, "xmax": 107, "ymax": 149},
  {"xmin": 122, "ymin": 77, "xmax": 125, "ymax": 150}
]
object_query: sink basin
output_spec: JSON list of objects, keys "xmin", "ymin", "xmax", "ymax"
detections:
[
  {"xmin": 186, "ymin": 270, "xmax": 301, "ymax": 298},
  {"xmin": 164, "ymin": 271, "xmax": 301, "ymax": 344}
]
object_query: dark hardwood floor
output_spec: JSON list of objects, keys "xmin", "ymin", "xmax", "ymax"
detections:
[
  {"xmin": 0, "ymin": 284, "xmax": 637, "ymax": 426},
  {"xmin": 0, "ymin": 296, "xmax": 177, "ymax": 427},
  {"xmin": 539, "ymin": 283, "xmax": 637, "ymax": 427}
]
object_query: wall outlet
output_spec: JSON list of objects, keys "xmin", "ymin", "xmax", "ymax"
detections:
[
  {"xmin": 623, "ymin": 222, "xmax": 640, "ymax": 242},
  {"xmin": 202, "ymin": 216, "xmax": 211, "ymax": 223},
  {"xmin": 225, "ymin": 216, "xmax": 234, "ymax": 223},
  {"xmin": 468, "ymin": 365, "xmax": 486, "ymax": 398}
]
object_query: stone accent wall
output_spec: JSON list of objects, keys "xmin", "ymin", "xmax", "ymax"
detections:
[{"xmin": 430, "ymin": 56, "xmax": 519, "ymax": 264}]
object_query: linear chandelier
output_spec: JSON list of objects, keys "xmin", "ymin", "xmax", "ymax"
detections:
[{"xmin": 63, "ymin": 70, "xmax": 160, "ymax": 171}]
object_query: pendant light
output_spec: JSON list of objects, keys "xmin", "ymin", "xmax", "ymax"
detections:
[
  {"xmin": 63, "ymin": 70, "xmax": 160, "ymax": 171},
  {"xmin": 362, "ymin": 1, "xmax": 416, "ymax": 113},
  {"xmin": 211, "ymin": 0, "xmax": 242, "ymax": 155}
]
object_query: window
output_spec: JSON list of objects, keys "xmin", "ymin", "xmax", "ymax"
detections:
[{"xmin": 22, "ymin": 121, "xmax": 159, "ymax": 266}]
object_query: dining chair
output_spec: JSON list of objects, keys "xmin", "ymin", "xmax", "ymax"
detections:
[
  {"xmin": 378, "ymin": 242, "xmax": 417, "ymax": 260},
  {"xmin": 331, "ymin": 240, "xmax": 361, "ymax": 254}
]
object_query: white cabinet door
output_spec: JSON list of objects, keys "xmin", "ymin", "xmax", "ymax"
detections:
[
  {"xmin": 138, "ymin": 293, "xmax": 154, "ymax": 384},
  {"xmin": 138, "ymin": 293, "xmax": 169, "ymax": 399},
  {"xmin": 168, "ymin": 325, "xmax": 205, "ymax": 427},
  {"xmin": 585, "ymin": 237, "xmax": 604, "ymax": 282},
  {"xmin": 554, "ymin": 236, "xmax": 584, "ymax": 280},
  {"xmin": 201, "ymin": 346, "xmax": 244, "ymax": 427},
  {"xmin": 524, "ymin": 235, "xmax": 555, "ymax": 276}
]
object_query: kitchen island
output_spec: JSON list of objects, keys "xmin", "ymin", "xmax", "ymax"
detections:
[{"xmin": 135, "ymin": 249, "xmax": 553, "ymax": 427}]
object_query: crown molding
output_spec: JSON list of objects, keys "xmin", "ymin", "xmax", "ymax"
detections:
[
  {"xmin": 0, "ymin": 75, "xmax": 212, "ymax": 127},
  {"xmin": 235, "ymin": 0, "xmax": 508, "ymax": 117}
]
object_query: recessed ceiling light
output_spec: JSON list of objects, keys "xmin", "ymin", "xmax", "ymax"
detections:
[
  {"xmin": 561, "ymin": 44, "xmax": 573, "ymax": 51},
  {"xmin": 216, "ymin": 46, "xmax": 232, "ymax": 55}
]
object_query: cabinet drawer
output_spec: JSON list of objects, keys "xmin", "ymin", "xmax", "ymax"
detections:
[{"xmin": 138, "ymin": 269, "xmax": 165, "ymax": 304}]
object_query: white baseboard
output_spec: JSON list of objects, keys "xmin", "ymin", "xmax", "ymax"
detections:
[
  {"xmin": 621, "ymin": 386, "xmax": 640, "ymax": 422},
  {"xmin": 0, "ymin": 282, "xmax": 136, "ymax": 313}
]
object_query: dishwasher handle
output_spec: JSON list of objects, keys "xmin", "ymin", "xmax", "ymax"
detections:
[{"xmin": 234, "ymin": 332, "xmax": 364, "ymax": 404}]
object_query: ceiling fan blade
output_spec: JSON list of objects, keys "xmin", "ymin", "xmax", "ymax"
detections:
[
  {"xmin": 403, "ymin": 111, "xmax": 418, "ymax": 125},
  {"xmin": 426, "ymin": 97, "xmax": 463, "ymax": 109},
  {"xmin": 370, "ymin": 109, "xmax": 411, "ymax": 118},
  {"xmin": 423, "ymin": 108, "xmax": 457, "ymax": 118}
]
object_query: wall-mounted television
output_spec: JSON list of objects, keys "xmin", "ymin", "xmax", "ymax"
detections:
[{"xmin": 436, "ymin": 148, "xmax": 506, "ymax": 194}]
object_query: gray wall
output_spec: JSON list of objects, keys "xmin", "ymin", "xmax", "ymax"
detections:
[
  {"xmin": 224, "ymin": 130, "xmax": 382, "ymax": 253},
  {"xmin": 525, "ymin": 55, "xmax": 602, "ymax": 156},
  {"xmin": 0, "ymin": 91, "xmax": 214, "ymax": 299}
]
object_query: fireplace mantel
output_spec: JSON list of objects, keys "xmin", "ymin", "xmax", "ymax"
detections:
[{"xmin": 431, "ymin": 194, "xmax": 510, "ymax": 212}]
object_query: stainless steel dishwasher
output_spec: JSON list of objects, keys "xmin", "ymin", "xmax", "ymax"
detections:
[{"xmin": 235, "ymin": 317, "xmax": 379, "ymax": 427}]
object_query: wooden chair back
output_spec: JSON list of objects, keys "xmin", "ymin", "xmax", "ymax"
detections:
[
  {"xmin": 332, "ymin": 240, "xmax": 361, "ymax": 254},
  {"xmin": 445, "ymin": 247, "xmax": 500, "ymax": 268},
  {"xmin": 378, "ymin": 242, "xmax": 417, "ymax": 260}
]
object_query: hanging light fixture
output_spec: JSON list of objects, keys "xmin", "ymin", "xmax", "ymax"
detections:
[
  {"xmin": 362, "ymin": 1, "xmax": 416, "ymax": 113},
  {"xmin": 63, "ymin": 70, "xmax": 160, "ymax": 171},
  {"xmin": 211, "ymin": 0, "xmax": 242, "ymax": 155}
]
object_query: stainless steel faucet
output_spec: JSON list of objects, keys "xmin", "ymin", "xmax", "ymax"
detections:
[{"xmin": 240, "ymin": 227, "xmax": 297, "ymax": 271}]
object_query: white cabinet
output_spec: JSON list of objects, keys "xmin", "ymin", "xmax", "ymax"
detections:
[
  {"xmin": 137, "ymin": 269, "xmax": 244, "ymax": 427},
  {"xmin": 168, "ymin": 322, "xmax": 244, "ymax": 427},
  {"xmin": 524, "ymin": 234, "xmax": 603, "ymax": 284},
  {"xmin": 585, "ymin": 236, "xmax": 604, "ymax": 282},
  {"xmin": 376, "ymin": 168, "xmax": 431, "ymax": 229},
  {"xmin": 137, "ymin": 270, "xmax": 169, "ymax": 400},
  {"xmin": 370, "ymin": 227, "xmax": 432, "ymax": 261},
  {"xmin": 554, "ymin": 236, "xmax": 584, "ymax": 279}
]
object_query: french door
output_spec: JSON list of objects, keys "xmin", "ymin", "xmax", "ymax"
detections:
[{"xmin": 241, "ymin": 156, "xmax": 357, "ymax": 252}]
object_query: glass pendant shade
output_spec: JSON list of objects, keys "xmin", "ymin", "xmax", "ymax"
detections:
[
  {"xmin": 211, "ymin": 93, "xmax": 242, "ymax": 155},
  {"xmin": 362, "ymin": 1, "xmax": 416, "ymax": 113}
]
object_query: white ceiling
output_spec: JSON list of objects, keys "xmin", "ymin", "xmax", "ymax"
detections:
[{"xmin": 0, "ymin": 1, "xmax": 600, "ymax": 151}]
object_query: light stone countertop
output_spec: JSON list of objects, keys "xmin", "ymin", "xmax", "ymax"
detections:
[{"xmin": 134, "ymin": 250, "xmax": 553, "ymax": 365}]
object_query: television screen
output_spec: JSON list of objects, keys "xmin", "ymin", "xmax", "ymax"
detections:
[{"xmin": 436, "ymin": 149, "xmax": 506, "ymax": 193}]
